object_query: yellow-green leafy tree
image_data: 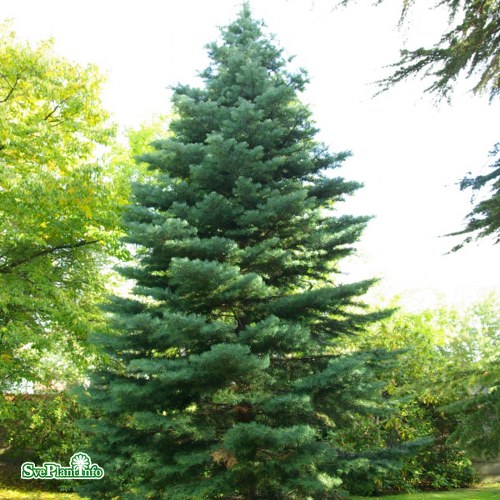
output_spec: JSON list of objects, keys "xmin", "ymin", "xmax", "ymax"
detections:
[{"xmin": 0, "ymin": 22, "xmax": 125, "ymax": 391}]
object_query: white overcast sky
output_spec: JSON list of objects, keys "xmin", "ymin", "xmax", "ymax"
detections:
[{"xmin": 2, "ymin": 0, "xmax": 499, "ymax": 307}]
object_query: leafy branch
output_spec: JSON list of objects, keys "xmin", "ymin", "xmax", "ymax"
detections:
[{"xmin": 0, "ymin": 239, "xmax": 99, "ymax": 274}]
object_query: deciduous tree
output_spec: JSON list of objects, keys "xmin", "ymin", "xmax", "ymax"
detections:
[
  {"xmin": 343, "ymin": 295, "xmax": 499, "ymax": 493},
  {"xmin": 0, "ymin": 22, "xmax": 123, "ymax": 389}
]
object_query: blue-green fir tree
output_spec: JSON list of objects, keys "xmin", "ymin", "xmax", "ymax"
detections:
[{"xmin": 80, "ymin": 7, "xmax": 402, "ymax": 499}]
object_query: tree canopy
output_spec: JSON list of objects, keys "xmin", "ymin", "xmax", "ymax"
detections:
[
  {"xmin": 0, "ymin": 22, "xmax": 124, "ymax": 389},
  {"xmin": 358, "ymin": 295, "xmax": 500, "ymax": 458}
]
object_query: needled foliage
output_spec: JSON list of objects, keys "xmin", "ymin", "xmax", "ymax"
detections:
[
  {"xmin": 337, "ymin": 0, "xmax": 500, "ymax": 248},
  {"xmin": 80, "ymin": 7, "xmax": 400, "ymax": 499},
  {"xmin": 338, "ymin": 0, "xmax": 500, "ymax": 101},
  {"xmin": 449, "ymin": 143, "xmax": 500, "ymax": 248}
]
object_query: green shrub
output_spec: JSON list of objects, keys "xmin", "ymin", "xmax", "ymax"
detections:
[{"xmin": 0, "ymin": 391, "xmax": 88, "ymax": 465}]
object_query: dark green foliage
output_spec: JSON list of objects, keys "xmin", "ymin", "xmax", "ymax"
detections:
[
  {"xmin": 450, "ymin": 143, "xmax": 500, "ymax": 248},
  {"xmin": 338, "ymin": 0, "xmax": 500, "ymax": 101},
  {"xmin": 339, "ymin": 299, "xmax": 499, "ymax": 495},
  {"xmin": 367, "ymin": 443, "xmax": 478, "ymax": 495},
  {"xmin": 0, "ymin": 391, "xmax": 88, "ymax": 465},
  {"xmin": 389, "ymin": 408, "xmax": 478, "ymax": 493},
  {"xmin": 338, "ymin": 1, "xmax": 500, "ymax": 249},
  {"xmin": 445, "ymin": 386, "xmax": 500, "ymax": 459},
  {"xmin": 80, "ymin": 7, "xmax": 399, "ymax": 498},
  {"xmin": 384, "ymin": 1, "xmax": 499, "ymax": 101}
]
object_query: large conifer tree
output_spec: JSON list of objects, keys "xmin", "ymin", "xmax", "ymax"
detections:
[{"xmin": 82, "ymin": 7, "xmax": 396, "ymax": 498}]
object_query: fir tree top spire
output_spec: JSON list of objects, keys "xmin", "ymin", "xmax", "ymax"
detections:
[
  {"xmin": 223, "ymin": 2, "xmax": 262, "ymax": 45},
  {"xmin": 202, "ymin": 3, "xmax": 295, "ymax": 102}
]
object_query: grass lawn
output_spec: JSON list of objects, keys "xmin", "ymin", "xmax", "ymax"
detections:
[
  {"xmin": 0, "ymin": 490, "xmax": 80, "ymax": 499},
  {"xmin": 0, "ymin": 461, "xmax": 80, "ymax": 499},
  {"xmin": 353, "ymin": 482, "xmax": 500, "ymax": 499},
  {"xmin": 0, "ymin": 477, "xmax": 498, "ymax": 499}
]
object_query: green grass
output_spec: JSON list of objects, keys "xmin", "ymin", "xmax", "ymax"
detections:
[
  {"xmin": 0, "ymin": 477, "xmax": 498, "ymax": 499},
  {"xmin": 0, "ymin": 490, "xmax": 81, "ymax": 499},
  {"xmin": 353, "ymin": 482, "xmax": 500, "ymax": 499},
  {"xmin": 0, "ymin": 461, "xmax": 81, "ymax": 499}
]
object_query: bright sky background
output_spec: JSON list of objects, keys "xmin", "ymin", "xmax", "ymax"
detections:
[{"xmin": 3, "ymin": 0, "xmax": 499, "ymax": 308}]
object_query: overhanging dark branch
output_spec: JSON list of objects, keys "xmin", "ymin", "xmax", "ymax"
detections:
[
  {"xmin": 0, "ymin": 239, "xmax": 99, "ymax": 274},
  {"xmin": 0, "ymin": 73, "xmax": 19, "ymax": 104}
]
